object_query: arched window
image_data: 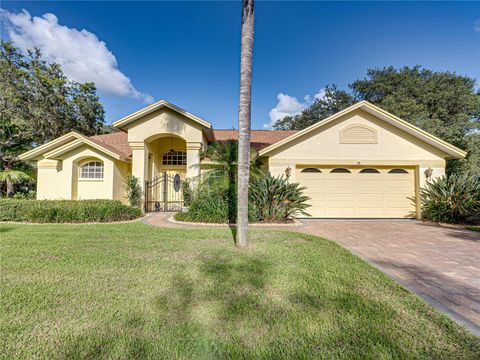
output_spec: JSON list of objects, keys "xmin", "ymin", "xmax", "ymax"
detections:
[
  {"xmin": 330, "ymin": 168, "xmax": 351, "ymax": 173},
  {"xmin": 359, "ymin": 168, "xmax": 380, "ymax": 174},
  {"xmin": 162, "ymin": 150, "xmax": 186, "ymax": 165},
  {"xmin": 80, "ymin": 161, "xmax": 104, "ymax": 179},
  {"xmin": 388, "ymin": 168, "xmax": 408, "ymax": 174},
  {"xmin": 300, "ymin": 168, "xmax": 322, "ymax": 173}
]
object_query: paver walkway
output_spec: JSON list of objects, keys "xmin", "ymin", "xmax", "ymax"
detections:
[{"xmin": 144, "ymin": 213, "xmax": 480, "ymax": 335}]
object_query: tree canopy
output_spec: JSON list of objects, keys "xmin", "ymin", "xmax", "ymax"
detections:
[
  {"xmin": 273, "ymin": 85, "xmax": 354, "ymax": 130},
  {"xmin": 0, "ymin": 40, "xmax": 105, "ymax": 170},
  {"xmin": 273, "ymin": 66, "xmax": 480, "ymax": 175}
]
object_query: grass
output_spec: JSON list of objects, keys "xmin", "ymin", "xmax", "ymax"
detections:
[
  {"xmin": 1, "ymin": 223, "xmax": 479, "ymax": 359},
  {"xmin": 466, "ymin": 226, "xmax": 480, "ymax": 232}
]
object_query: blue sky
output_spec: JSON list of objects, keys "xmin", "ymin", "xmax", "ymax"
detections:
[{"xmin": 1, "ymin": 1, "xmax": 479, "ymax": 129}]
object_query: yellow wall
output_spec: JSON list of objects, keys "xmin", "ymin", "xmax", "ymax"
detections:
[
  {"xmin": 267, "ymin": 109, "xmax": 448, "ymax": 187},
  {"xmin": 126, "ymin": 108, "xmax": 204, "ymax": 144},
  {"xmin": 147, "ymin": 136, "xmax": 187, "ymax": 179},
  {"xmin": 36, "ymin": 145, "xmax": 130, "ymax": 204}
]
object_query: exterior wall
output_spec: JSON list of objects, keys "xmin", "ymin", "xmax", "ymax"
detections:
[
  {"xmin": 266, "ymin": 109, "xmax": 450, "ymax": 219},
  {"xmin": 126, "ymin": 108, "xmax": 204, "ymax": 144},
  {"xmin": 36, "ymin": 145, "xmax": 129, "ymax": 202},
  {"xmin": 267, "ymin": 109, "xmax": 448, "ymax": 185},
  {"xmin": 126, "ymin": 108, "xmax": 204, "ymax": 191},
  {"xmin": 148, "ymin": 136, "xmax": 186, "ymax": 178},
  {"xmin": 36, "ymin": 159, "xmax": 70, "ymax": 200},
  {"xmin": 113, "ymin": 161, "xmax": 131, "ymax": 203}
]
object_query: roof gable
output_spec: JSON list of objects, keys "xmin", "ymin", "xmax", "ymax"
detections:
[
  {"xmin": 258, "ymin": 101, "xmax": 466, "ymax": 159},
  {"xmin": 19, "ymin": 132, "xmax": 130, "ymax": 161},
  {"xmin": 112, "ymin": 100, "xmax": 213, "ymax": 131}
]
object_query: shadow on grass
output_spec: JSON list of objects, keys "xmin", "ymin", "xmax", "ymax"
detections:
[
  {"xmin": 58, "ymin": 245, "xmax": 480, "ymax": 358},
  {"xmin": 0, "ymin": 225, "xmax": 16, "ymax": 233}
]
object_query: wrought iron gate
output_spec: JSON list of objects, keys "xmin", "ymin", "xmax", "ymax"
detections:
[{"xmin": 145, "ymin": 172, "xmax": 183, "ymax": 212}]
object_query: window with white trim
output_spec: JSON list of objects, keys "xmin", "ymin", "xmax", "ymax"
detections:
[
  {"xmin": 162, "ymin": 150, "xmax": 186, "ymax": 165},
  {"xmin": 80, "ymin": 161, "xmax": 104, "ymax": 179}
]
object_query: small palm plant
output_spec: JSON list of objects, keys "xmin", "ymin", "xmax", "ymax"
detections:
[
  {"xmin": 124, "ymin": 175, "xmax": 142, "ymax": 207},
  {"xmin": 249, "ymin": 174, "xmax": 311, "ymax": 222},
  {"xmin": 420, "ymin": 173, "xmax": 480, "ymax": 224}
]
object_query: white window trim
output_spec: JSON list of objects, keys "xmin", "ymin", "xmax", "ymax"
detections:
[{"xmin": 79, "ymin": 160, "xmax": 104, "ymax": 180}]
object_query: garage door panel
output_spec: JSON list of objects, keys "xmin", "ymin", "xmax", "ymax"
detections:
[
  {"xmin": 356, "ymin": 180, "xmax": 385, "ymax": 188},
  {"xmin": 357, "ymin": 193, "xmax": 384, "ymax": 202},
  {"xmin": 357, "ymin": 207, "xmax": 385, "ymax": 216},
  {"xmin": 325, "ymin": 181, "xmax": 355, "ymax": 193},
  {"xmin": 296, "ymin": 166, "xmax": 416, "ymax": 218}
]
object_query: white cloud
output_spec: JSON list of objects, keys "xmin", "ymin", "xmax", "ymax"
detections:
[
  {"xmin": 264, "ymin": 89, "xmax": 326, "ymax": 129},
  {"xmin": 475, "ymin": 19, "xmax": 480, "ymax": 32},
  {"xmin": 2, "ymin": 10, "xmax": 153, "ymax": 103}
]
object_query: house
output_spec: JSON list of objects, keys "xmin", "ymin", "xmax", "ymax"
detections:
[{"xmin": 19, "ymin": 100, "xmax": 466, "ymax": 218}]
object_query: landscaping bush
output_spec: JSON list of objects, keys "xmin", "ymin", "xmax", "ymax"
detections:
[
  {"xmin": 0, "ymin": 199, "xmax": 142, "ymax": 223},
  {"xmin": 175, "ymin": 178, "xmax": 260, "ymax": 223},
  {"xmin": 250, "ymin": 174, "xmax": 311, "ymax": 222},
  {"xmin": 421, "ymin": 173, "xmax": 480, "ymax": 225},
  {"xmin": 175, "ymin": 174, "xmax": 310, "ymax": 224},
  {"xmin": 124, "ymin": 175, "xmax": 142, "ymax": 207}
]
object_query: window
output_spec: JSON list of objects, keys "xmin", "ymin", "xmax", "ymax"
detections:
[
  {"xmin": 300, "ymin": 168, "xmax": 322, "ymax": 173},
  {"xmin": 330, "ymin": 168, "xmax": 351, "ymax": 173},
  {"xmin": 162, "ymin": 150, "xmax": 186, "ymax": 166},
  {"xmin": 80, "ymin": 161, "xmax": 104, "ymax": 179},
  {"xmin": 388, "ymin": 168, "xmax": 408, "ymax": 174},
  {"xmin": 359, "ymin": 168, "xmax": 380, "ymax": 174}
]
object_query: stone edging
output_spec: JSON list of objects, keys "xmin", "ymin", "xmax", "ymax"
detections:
[
  {"xmin": 167, "ymin": 216, "xmax": 304, "ymax": 227},
  {"xmin": 421, "ymin": 220, "xmax": 478, "ymax": 231},
  {"xmin": 0, "ymin": 217, "xmax": 145, "ymax": 226}
]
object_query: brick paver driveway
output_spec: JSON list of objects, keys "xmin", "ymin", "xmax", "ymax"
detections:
[
  {"xmin": 301, "ymin": 220, "xmax": 480, "ymax": 335},
  {"xmin": 145, "ymin": 214, "xmax": 480, "ymax": 335}
]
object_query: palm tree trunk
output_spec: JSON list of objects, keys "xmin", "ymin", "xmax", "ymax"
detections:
[
  {"xmin": 236, "ymin": 0, "xmax": 254, "ymax": 248},
  {"xmin": 4, "ymin": 163, "xmax": 14, "ymax": 198}
]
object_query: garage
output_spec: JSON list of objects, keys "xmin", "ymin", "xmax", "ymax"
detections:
[{"xmin": 296, "ymin": 166, "xmax": 416, "ymax": 218}]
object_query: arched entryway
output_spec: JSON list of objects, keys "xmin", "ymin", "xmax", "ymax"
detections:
[{"xmin": 144, "ymin": 134, "xmax": 187, "ymax": 211}]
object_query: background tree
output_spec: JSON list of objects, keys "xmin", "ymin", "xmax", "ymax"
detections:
[
  {"xmin": 0, "ymin": 40, "xmax": 105, "ymax": 196},
  {"xmin": 236, "ymin": 0, "xmax": 255, "ymax": 248},
  {"xmin": 274, "ymin": 85, "xmax": 354, "ymax": 130}
]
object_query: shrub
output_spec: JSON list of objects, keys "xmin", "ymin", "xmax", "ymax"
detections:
[
  {"xmin": 249, "ymin": 174, "xmax": 310, "ymax": 222},
  {"xmin": 12, "ymin": 190, "xmax": 36, "ymax": 200},
  {"xmin": 421, "ymin": 173, "xmax": 480, "ymax": 225},
  {"xmin": 124, "ymin": 176, "xmax": 142, "ymax": 207},
  {"xmin": 0, "ymin": 199, "xmax": 142, "ymax": 223},
  {"xmin": 175, "ymin": 178, "xmax": 259, "ymax": 223},
  {"xmin": 175, "ymin": 174, "xmax": 310, "ymax": 224}
]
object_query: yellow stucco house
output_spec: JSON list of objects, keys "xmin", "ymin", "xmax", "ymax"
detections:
[{"xmin": 20, "ymin": 100, "xmax": 466, "ymax": 219}]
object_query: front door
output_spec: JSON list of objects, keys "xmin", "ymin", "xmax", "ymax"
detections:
[{"xmin": 145, "ymin": 172, "xmax": 184, "ymax": 212}]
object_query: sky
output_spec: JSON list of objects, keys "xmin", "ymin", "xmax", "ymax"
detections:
[{"xmin": 1, "ymin": 1, "xmax": 479, "ymax": 129}]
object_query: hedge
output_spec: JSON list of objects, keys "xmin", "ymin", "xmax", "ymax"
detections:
[{"xmin": 0, "ymin": 199, "xmax": 142, "ymax": 223}]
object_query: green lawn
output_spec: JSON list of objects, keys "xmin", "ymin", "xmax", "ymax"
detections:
[{"xmin": 1, "ymin": 223, "xmax": 479, "ymax": 359}]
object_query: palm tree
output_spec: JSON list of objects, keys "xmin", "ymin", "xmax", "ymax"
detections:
[
  {"xmin": 200, "ymin": 141, "xmax": 261, "ymax": 181},
  {"xmin": 200, "ymin": 141, "xmax": 261, "ymax": 224},
  {"xmin": 236, "ymin": 0, "xmax": 255, "ymax": 248},
  {"xmin": 0, "ymin": 169, "xmax": 33, "ymax": 197}
]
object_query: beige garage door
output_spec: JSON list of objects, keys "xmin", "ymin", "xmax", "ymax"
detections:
[{"xmin": 296, "ymin": 166, "xmax": 416, "ymax": 218}]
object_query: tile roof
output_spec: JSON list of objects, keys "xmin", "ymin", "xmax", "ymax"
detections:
[
  {"xmin": 88, "ymin": 129, "xmax": 298, "ymax": 158},
  {"xmin": 89, "ymin": 131, "xmax": 131, "ymax": 158},
  {"xmin": 213, "ymin": 130, "xmax": 297, "ymax": 151}
]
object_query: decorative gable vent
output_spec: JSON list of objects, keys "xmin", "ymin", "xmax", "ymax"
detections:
[{"xmin": 339, "ymin": 124, "xmax": 378, "ymax": 144}]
